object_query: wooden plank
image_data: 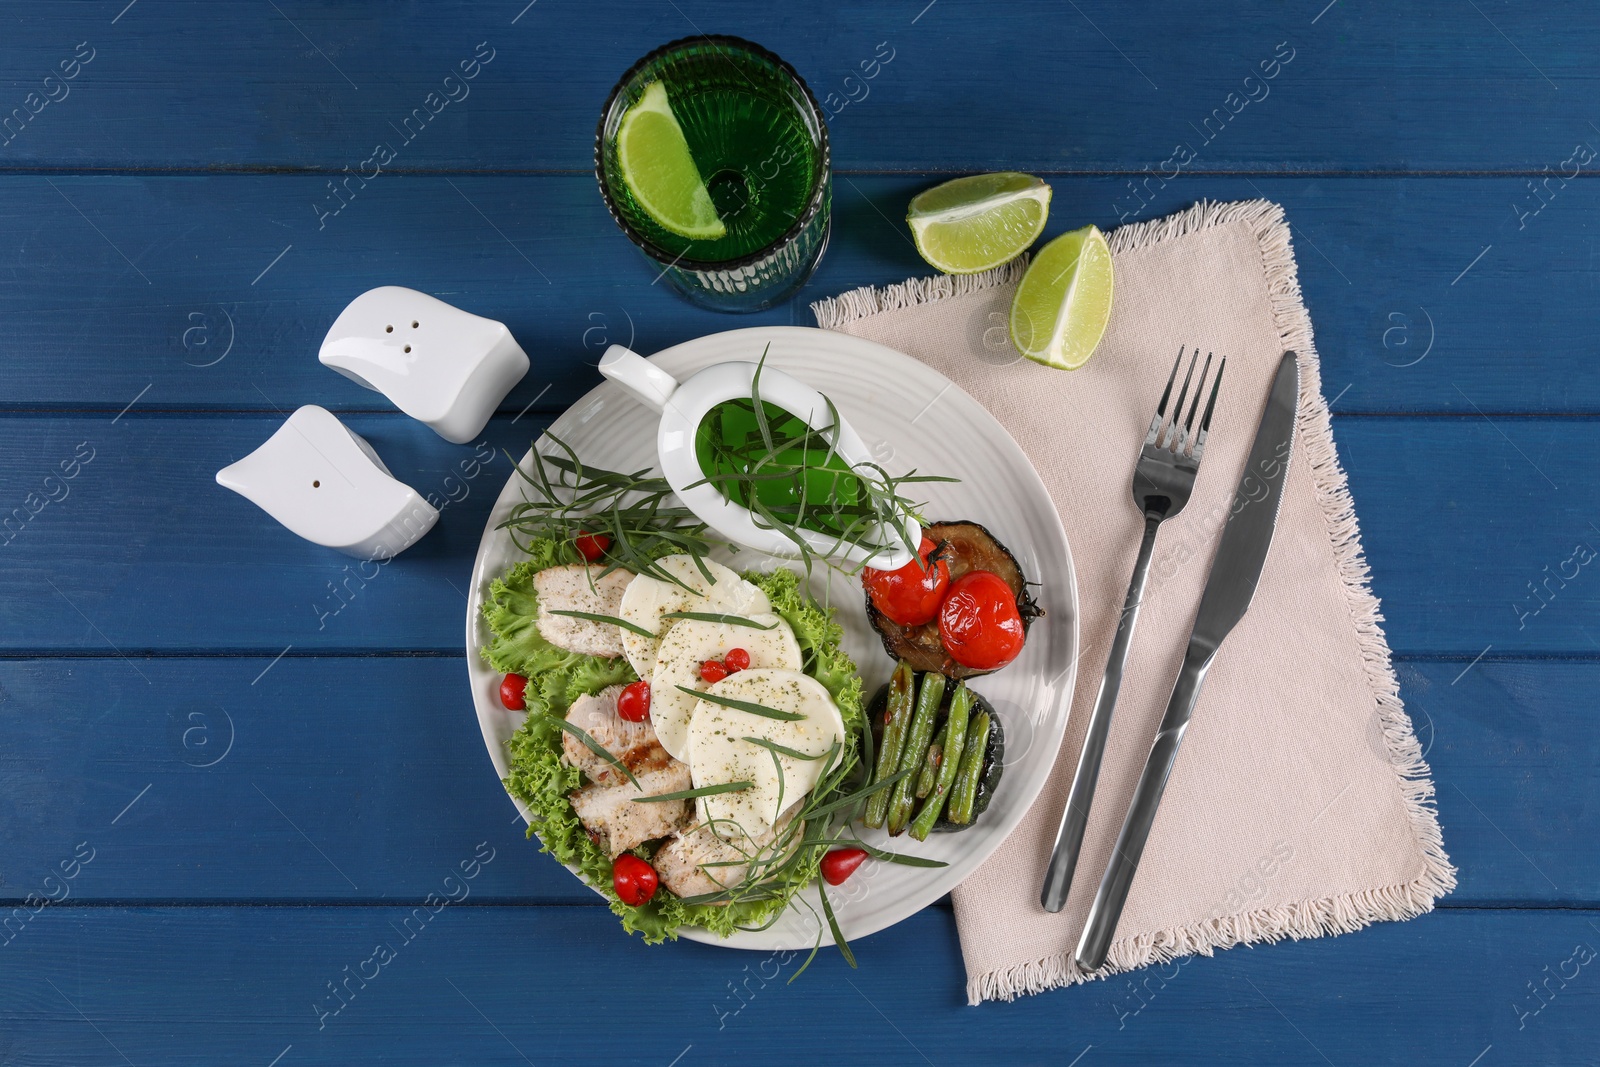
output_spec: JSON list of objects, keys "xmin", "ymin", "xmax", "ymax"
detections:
[
  {"xmin": 0, "ymin": 174, "xmax": 1591, "ymax": 416},
  {"xmin": 0, "ymin": 656, "xmax": 1588, "ymax": 905},
  {"xmin": 0, "ymin": 412, "xmax": 545, "ymax": 652},
  {"xmin": 1398, "ymin": 661, "xmax": 1599, "ymax": 904},
  {"xmin": 2, "ymin": 904, "xmax": 1593, "ymax": 1064},
  {"xmin": 0, "ymin": 2, "xmax": 1595, "ymax": 173},
  {"xmin": 1339, "ymin": 419, "xmax": 1598, "ymax": 656},
  {"xmin": 0, "ymin": 412, "xmax": 1595, "ymax": 654},
  {"xmin": 0, "ymin": 655, "xmax": 588, "ymax": 906}
]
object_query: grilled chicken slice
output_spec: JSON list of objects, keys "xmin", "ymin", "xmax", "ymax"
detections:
[
  {"xmin": 560, "ymin": 685, "xmax": 661, "ymax": 783},
  {"xmin": 569, "ymin": 753, "xmax": 692, "ymax": 857},
  {"xmin": 562, "ymin": 684, "xmax": 694, "ymax": 855},
  {"xmin": 655, "ymin": 805, "xmax": 801, "ymax": 901},
  {"xmin": 534, "ymin": 564, "xmax": 633, "ymax": 658}
]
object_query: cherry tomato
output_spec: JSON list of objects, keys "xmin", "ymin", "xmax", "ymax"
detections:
[
  {"xmin": 937, "ymin": 570, "xmax": 1026, "ymax": 671},
  {"xmin": 617, "ymin": 680, "xmax": 651, "ymax": 722},
  {"xmin": 612, "ymin": 853, "xmax": 658, "ymax": 906},
  {"xmin": 862, "ymin": 536, "xmax": 951, "ymax": 626},
  {"xmin": 574, "ymin": 531, "xmax": 611, "ymax": 562},
  {"xmin": 499, "ymin": 673, "xmax": 528, "ymax": 711},
  {"xmin": 700, "ymin": 659, "xmax": 728, "ymax": 683},
  {"xmin": 821, "ymin": 848, "xmax": 869, "ymax": 886},
  {"xmin": 723, "ymin": 647, "xmax": 751, "ymax": 673}
]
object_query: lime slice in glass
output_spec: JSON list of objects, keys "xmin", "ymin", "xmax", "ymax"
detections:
[
  {"xmin": 906, "ymin": 172, "xmax": 1052, "ymax": 274},
  {"xmin": 1008, "ymin": 224, "xmax": 1114, "ymax": 370},
  {"xmin": 616, "ymin": 81, "xmax": 727, "ymax": 241}
]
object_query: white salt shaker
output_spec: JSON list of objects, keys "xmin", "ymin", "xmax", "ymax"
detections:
[
  {"xmin": 319, "ymin": 286, "xmax": 529, "ymax": 444},
  {"xmin": 215, "ymin": 405, "xmax": 438, "ymax": 560}
]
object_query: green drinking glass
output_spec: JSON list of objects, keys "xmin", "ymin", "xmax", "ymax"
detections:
[{"xmin": 595, "ymin": 36, "xmax": 832, "ymax": 313}]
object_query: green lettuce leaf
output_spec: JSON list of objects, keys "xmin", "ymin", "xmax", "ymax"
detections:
[
  {"xmin": 749, "ymin": 565, "xmax": 864, "ymax": 730},
  {"xmin": 487, "ymin": 541, "xmax": 863, "ymax": 943}
]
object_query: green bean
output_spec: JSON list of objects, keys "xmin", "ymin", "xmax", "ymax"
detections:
[
  {"xmin": 909, "ymin": 683, "xmax": 975, "ymax": 840},
  {"xmin": 915, "ymin": 722, "xmax": 948, "ymax": 800},
  {"xmin": 863, "ymin": 661, "xmax": 915, "ymax": 828},
  {"xmin": 946, "ymin": 710, "xmax": 991, "ymax": 826},
  {"xmin": 887, "ymin": 672, "xmax": 946, "ymax": 835}
]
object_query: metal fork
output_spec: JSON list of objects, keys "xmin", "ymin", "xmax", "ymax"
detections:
[{"xmin": 1040, "ymin": 347, "xmax": 1225, "ymax": 914}]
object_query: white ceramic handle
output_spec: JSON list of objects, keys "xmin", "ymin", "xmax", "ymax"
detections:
[{"xmin": 598, "ymin": 345, "xmax": 679, "ymax": 413}]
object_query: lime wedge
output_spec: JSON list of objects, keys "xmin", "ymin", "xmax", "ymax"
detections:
[
  {"xmin": 906, "ymin": 172, "xmax": 1052, "ymax": 274},
  {"xmin": 616, "ymin": 81, "xmax": 726, "ymax": 241},
  {"xmin": 1009, "ymin": 225, "xmax": 1114, "ymax": 370}
]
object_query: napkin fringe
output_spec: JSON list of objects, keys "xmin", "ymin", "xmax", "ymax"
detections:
[
  {"xmin": 965, "ymin": 198, "xmax": 1455, "ymax": 1004},
  {"xmin": 808, "ymin": 198, "xmax": 1455, "ymax": 1006},
  {"xmin": 810, "ymin": 257, "xmax": 1030, "ymax": 330}
]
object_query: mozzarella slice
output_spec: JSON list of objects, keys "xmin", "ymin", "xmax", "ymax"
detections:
[
  {"xmin": 650, "ymin": 615, "xmax": 801, "ymax": 762},
  {"xmin": 687, "ymin": 669, "xmax": 846, "ymax": 841},
  {"xmin": 616, "ymin": 555, "xmax": 772, "ymax": 678}
]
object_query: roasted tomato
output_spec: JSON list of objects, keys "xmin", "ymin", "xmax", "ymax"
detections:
[
  {"xmin": 862, "ymin": 535, "xmax": 951, "ymax": 626},
  {"xmin": 938, "ymin": 571, "xmax": 1026, "ymax": 671},
  {"xmin": 865, "ymin": 521, "xmax": 1040, "ymax": 678}
]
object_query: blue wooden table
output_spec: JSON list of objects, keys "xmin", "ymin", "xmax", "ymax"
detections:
[{"xmin": 3, "ymin": 2, "xmax": 1596, "ymax": 1063}]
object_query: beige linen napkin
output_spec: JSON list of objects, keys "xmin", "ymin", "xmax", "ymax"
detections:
[{"xmin": 812, "ymin": 200, "xmax": 1454, "ymax": 1004}]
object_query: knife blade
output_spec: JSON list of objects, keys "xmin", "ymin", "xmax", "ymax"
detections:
[
  {"xmin": 1189, "ymin": 350, "xmax": 1300, "ymax": 652},
  {"xmin": 1074, "ymin": 350, "xmax": 1299, "ymax": 972}
]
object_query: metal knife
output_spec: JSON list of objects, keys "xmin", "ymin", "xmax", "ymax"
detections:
[{"xmin": 1074, "ymin": 351, "xmax": 1300, "ymax": 972}]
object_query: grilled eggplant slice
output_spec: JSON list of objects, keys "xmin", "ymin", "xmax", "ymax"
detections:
[{"xmin": 864, "ymin": 520, "xmax": 1040, "ymax": 679}]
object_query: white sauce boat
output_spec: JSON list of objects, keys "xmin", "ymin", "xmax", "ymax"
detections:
[{"xmin": 598, "ymin": 343, "xmax": 917, "ymax": 570}]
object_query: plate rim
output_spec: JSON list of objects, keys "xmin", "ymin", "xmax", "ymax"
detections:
[{"xmin": 463, "ymin": 324, "xmax": 1078, "ymax": 949}]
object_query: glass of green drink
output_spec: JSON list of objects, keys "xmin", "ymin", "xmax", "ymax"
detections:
[{"xmin": 595, "ymin": 36, "xmax": 831, "ymax": 313}]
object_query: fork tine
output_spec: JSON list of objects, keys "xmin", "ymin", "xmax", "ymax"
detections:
[
  {"xmin": 1143, "ymin": 347, "xmax": 1185, "ymax": 447},
  {"xmin": 1176, "ymin": 352, "xmax": 1214, "ymax": 455},
  {"xmin": 1191, "ymin": 356, "xmax": 1226, "ymax": 461},
  {"xmin": 1159, "ymin": 348, "xmax": 1199, "ymax": 451}
]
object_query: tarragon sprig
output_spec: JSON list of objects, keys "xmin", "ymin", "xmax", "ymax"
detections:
[{"xmin": 499, "ymin": 432, "xmax": 715, "ymax": 587}]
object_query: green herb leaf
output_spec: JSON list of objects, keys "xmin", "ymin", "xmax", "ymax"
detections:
[
  {"xmin": 543, "ymin": 714, "xmax": 639, "ymax": 789},
  {"xmin": 660, "ymin": 611, "xmax": 777, "ymax": 630},
  {"xmin": 741, "ymin": 736, "xmax": 829, "ymax": 761},
  {"xmin": 788, "ymin": 927, "xmax": 824, "ymax": 984},
  {"xmin": 819, "ymin": 881, "xmax": 856, "ymax": 969},
  {"xmin": 679, "ymin": 685, "xmax": 806, "ymax": 721},
  {"xmin": 859, "ymin": 692, "xmax": 875, "ymax": 783},
  {"xmin": 733, "ymin": 909, "xmax": 788, "ymax": 934},
  {"xmin": 751, "ymin": 345, "xmax": 776, "ymax": 456},
  {"xmin": 849, "ymin": 838, "xmax": 950, "ymax": 869},
  {"xmin": 545, "ymin": 609, "xmax": 656, "ymax": 638},
  {"xmin": 771, "ymin": 747, "xmax": 785, "ymax": 821},
  {"xmin": 803, "ymin": 767, "xmax": 912, "ymax": 819},
  {"xmin": 634, "ymin": 781, "xmax": 753, "ymax": 803}
]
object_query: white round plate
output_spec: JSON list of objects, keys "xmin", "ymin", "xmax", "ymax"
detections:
[{"xmin": 465, "ymin": 326, "xmax": 1078, "ymax": 950}]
